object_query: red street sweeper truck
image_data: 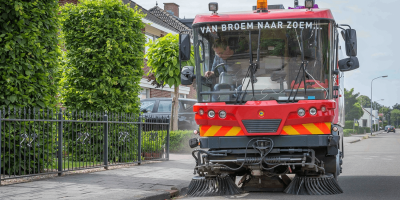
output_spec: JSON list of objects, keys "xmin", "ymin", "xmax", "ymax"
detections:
[{"xmin": 179, "ymin": 0, "xmax": 359, "ymax": 196}]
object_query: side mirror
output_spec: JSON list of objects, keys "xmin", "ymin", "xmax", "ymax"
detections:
[
  {"xmin": 338, "ymin": 57, "xmax": 359, "ymax": 72},
  {"xmin": 341, "ymin": 29, "xmax": 357, "ymax": 56},
  {"xmin": 181, "ymin": 66, "xmax": 195, "ymax": 85},
  {"xmin": 180, "ymin": 34, "xmax": 191, "ymax": 61}
]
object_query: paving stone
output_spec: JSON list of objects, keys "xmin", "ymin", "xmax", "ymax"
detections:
[{"xmin": 0, "ymin": 154, "xmax": 194, "ymax": 200}]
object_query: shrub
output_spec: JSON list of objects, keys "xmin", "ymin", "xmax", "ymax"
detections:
[
  {"xmin": 1, "ymin": 108, "xmax": 57, "ymax": 175},
  {"xmin": 0, "ymin": 0, "xmax": 61, "ymax": 108},
  {"xmin": 170, "ymin": 130, "xmax": 195, "ymax": 153},
  {"xmin": 0, "ymin": 0, "xmax": 61, "ymax": 176},
  {"xmin": 343, "ymin": 129, "xmax": 353, "ymax": 137},
  {"xmin": 60, "ymin": 0, "xmax": 146, "ymax": 113},
  {"xmin": 344, "ymin": 121, "xmax": 354, "ymax": 129}
]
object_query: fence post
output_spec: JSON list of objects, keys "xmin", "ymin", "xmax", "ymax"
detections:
[
  {"xmin": 103, "ymin": 113, "xmax": 108, "ymax": 169},
  {"xmin": 0, "ymin": 110, "xmax": 2, "ymax": 185},
  {"xmin": 166, "ymin": 117, "xmax": 170, "ymax": 161},
  {"xmin": 58, "ymin": 109, "xmax": 63, "ymax": 176},
  {"xmin": 138, "ymin": 113, "xmax": 142, "ymax": 165}
]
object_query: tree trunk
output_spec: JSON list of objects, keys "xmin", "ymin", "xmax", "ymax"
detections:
[{"xmin": 170, "ymin": 85, "xmax": 179, "ymax": 131}]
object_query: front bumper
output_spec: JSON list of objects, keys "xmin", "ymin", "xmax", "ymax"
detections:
[{"xmin": 200, "ymin": 135, "xmax": 339, "ymax": 149}]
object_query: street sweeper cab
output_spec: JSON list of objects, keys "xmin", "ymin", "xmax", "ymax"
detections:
[{"xmin": 180, "ymin": 0, "xmax": 359, "ymax": 196}]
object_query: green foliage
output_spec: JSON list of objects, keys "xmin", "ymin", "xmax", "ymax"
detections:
[
  {"xmin": 0, "ymin": 0, "xmax": 60, "ymax": 176},
  {"xmin": 0, "ymin": 0, "xmax": 61, "ymax": 108},
  {"xmin": 145, "ymin": 33, "xmax": 195, "ymax": 88},
  {"xmin": 391, "ymin": 109, "xmax": 400, "ymax": 126},
  {"xmin": 169, "ymin": 130, "xmax": 194, "ymax": 153},
  {"xmin": 260, "ymin": 39, "xmax": 285, "ymax": 56},
  {"xmin": 344, "ymin": 88, "xmax": 363, "ymax": 120},
  {"xmin": 357, "ymin": 95, "xmax": 371, "ymax": 108},
  {"xmin": 344, "ymin": 120, "xmax": 354, "ymax": 129},
  {"xmin": 1, "ymin": 109, "xmax": 57, "ymax": 175},
  {"xmin": 343, "ymin": 129, "xmax": 353, "ymax": 137},
  {"xmin": 60, "ymin": 0, "xmax": 145, "ymax": 113}
]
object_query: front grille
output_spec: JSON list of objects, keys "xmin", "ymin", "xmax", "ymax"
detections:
[{"xmin": 242, "ymin": 119, "xmax": 282, "ymax": 133}]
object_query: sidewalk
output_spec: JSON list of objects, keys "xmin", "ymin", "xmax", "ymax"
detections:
[
  {"xmin": 343, "ymin": 130, "xmax": 385, "ymax": 145},
  {"xmin": 0, "ymin": 154, "xmax": 195, "ymax": 200}
]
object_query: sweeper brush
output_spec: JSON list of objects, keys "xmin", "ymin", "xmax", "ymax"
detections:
[
  {"xmin": 187, "ymin": 176, "xmax": 242, "ymax": 197},
  {"xmin": 284, "ymin": 173, "xmax": 343, "ymax": 195}
]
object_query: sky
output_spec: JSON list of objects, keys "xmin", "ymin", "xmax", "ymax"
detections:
[{"xmin": 136, "ymin": 0, "xmax": 400, "ymax": 108}]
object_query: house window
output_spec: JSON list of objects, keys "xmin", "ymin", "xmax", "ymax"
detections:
[
  {"xmin": 139, "ymin": 88, "xmax": 150, "ymax": 99},
  {"xmin": 362, "ymin": 119, "xmax": 367, "ymax": 127}
]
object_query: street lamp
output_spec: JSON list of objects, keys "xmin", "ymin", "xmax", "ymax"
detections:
[
  {"xmin": 375, "ymin": 99, "xmax": 384, "ymax": 131},
  {"xmin": 371, "ymin": 76, "xmax": 388, "ymax": 135}
]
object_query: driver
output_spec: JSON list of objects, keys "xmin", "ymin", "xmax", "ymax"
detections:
[{"xmin": 205, "ymin": 40, "xmax": 235, "ymax": 78}]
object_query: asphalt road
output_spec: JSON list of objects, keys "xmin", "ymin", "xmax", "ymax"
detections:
[{"xmin": 183, "ymin": 131, "xmax": 400, "ymax": 200}]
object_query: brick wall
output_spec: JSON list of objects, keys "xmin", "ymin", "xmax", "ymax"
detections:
[
  {"xmin": 163, "ymin": 3, "xmax": 179, "ymax": 18},
  {"xmin": 150, "ymin": 88, "xmax": 171, "ymax": 98},
  {"xmin": 187, "ymin": 84, "xmax": 197, "ymax": 99},
  {"xmin": 59, "ymin": 0, "xmax": 78, "ymax": 6}
]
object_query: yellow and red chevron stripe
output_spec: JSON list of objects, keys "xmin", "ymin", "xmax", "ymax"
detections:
[
  {"xmin": 200, "ymin": 125, "xmax": 245, "ymax": 137},
  {"xmin": 281, "ymin": 122, "xmax": 331, "ymax": 135}
]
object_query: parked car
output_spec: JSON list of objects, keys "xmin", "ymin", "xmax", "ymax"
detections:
[
  {"xmin": 140, "ymin": 98, "xmax": 198, "ymax": 130},
  {"xmin": 385, "ymin": 125, "xmax": 392, "ymax": 131},
  {"xmin": 387, "ymin": 126, "xmax": 396, "ymax": 133}
]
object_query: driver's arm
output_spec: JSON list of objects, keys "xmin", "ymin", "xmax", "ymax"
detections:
[{"xmin": 205, "ymin": 55, "xmax": 223, "ymax": 78}]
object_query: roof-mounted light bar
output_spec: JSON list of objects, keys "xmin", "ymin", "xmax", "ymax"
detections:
[{"xmin": 257, "ymin": 0, "xmax": 268, "ymax": 12}]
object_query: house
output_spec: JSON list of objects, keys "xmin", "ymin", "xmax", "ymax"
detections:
[
  {"xmin": 59, "ymin": 0, "xmax": 196, "ymax": 100},
  {"xmin": 358, "ymin": 107, "xmax": 379, "ymax": 128}
]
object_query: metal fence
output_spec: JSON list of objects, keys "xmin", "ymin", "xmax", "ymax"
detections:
[{"xmin": 0, "ymin": 107, "xmax": 170, "ymax": 182}]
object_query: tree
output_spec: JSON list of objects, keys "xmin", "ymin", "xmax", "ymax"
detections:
[
  {"xmin": 357, "ymin": 95, "xmax": 371, "ymax": 108},
  {"xmin": 391, "ymin": 109, "xmax": 400, "ymax": 126},
  {"xmin": 145, "ymin": 33, "xmax": 194, "ymax": 131},
  {"xmin": 0, "ymin": 0, "xmax": 61, "ymax": 108},
  {"xmin": 344, "ymin": 88, "xmax": 363, "ymax": 121},
  {"xmin": 60, "ymin": 0, "xmax": 145, "ymax": 113},
  {"xmin": 380, "ymin": 106, "xmax": 390, "ymax": 121},
  {"xmin": 393, "ymin": 103, "xmax": 400, "ymax": 110}
]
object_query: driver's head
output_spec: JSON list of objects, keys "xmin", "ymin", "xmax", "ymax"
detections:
[{"xmin": 213, "ymin": 39, "xmax": 234, "ymax": 60}]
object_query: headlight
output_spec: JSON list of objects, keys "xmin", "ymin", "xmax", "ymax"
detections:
[
  {"xmin": 321, "ymin": 106, "xmax": 326, "ymax": 112},
  {"xmin": 199, "ymin": 109, "xmax": 204, "ymax": 115},
  {"xmin": 219, "ymin": 110, "xmax": 227, "ymax": 119},
  {"xmin": 298, "ymin": 108, "xmax": 306, "ymax": 117},
  {"xmin": 208, "ymin": 110, "xmax": 215, "ymax": 118},
  {"xmin": 309, "ymin": 108, "xmax": 317, "ymax": 115}
]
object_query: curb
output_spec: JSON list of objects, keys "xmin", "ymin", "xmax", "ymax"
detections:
[
  {"xmin": 136, "ymin": 191, "xmax": 171, "ymax": 200},
  {"xmin": 171, "ymin": 181, "xmax": 191, "ymax": 197}
]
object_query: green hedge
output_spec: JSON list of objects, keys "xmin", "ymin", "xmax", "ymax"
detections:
[
  {"xmin": 170, "ymin": 130, "xmax": 195, "ymax": 153},
  {"xmin": 343, "ymin": 129, "xmax": 353, "ymax": 137},
  {"xmin": 0, "ymin": 0, "xmax": 61, "ymax": 176},
  {"xmin": 0, "ymin": 0, "xmax": 61, "ymax": 108},
  {"xmin": 60, "ymin": 0, "xmax": 146, "ymax": 113},
  {"xmin": 344, "ymin": 121, "xmax": 354, "ymax": 129}
]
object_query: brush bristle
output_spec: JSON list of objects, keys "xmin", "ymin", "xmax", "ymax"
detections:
[
  {"xmin": 284, "ymin": 173, "xmax": 343, "ymax": 195},
  {"xmin": 187, "ymin": 176, "xmax": 241, "ymax": 197}
]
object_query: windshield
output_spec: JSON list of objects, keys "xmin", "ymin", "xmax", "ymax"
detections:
[{"xmin": 194, "ymin": 20, "xmax": 334, "ymax": 103}]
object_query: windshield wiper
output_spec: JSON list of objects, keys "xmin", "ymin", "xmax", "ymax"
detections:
[
  {"xmin": 238, "ymin": 29, "xmax": 261, "ymax": 104},
  {"xmin": 287, "ymin": 29, "xmax": 309, "ymax": 103}
]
